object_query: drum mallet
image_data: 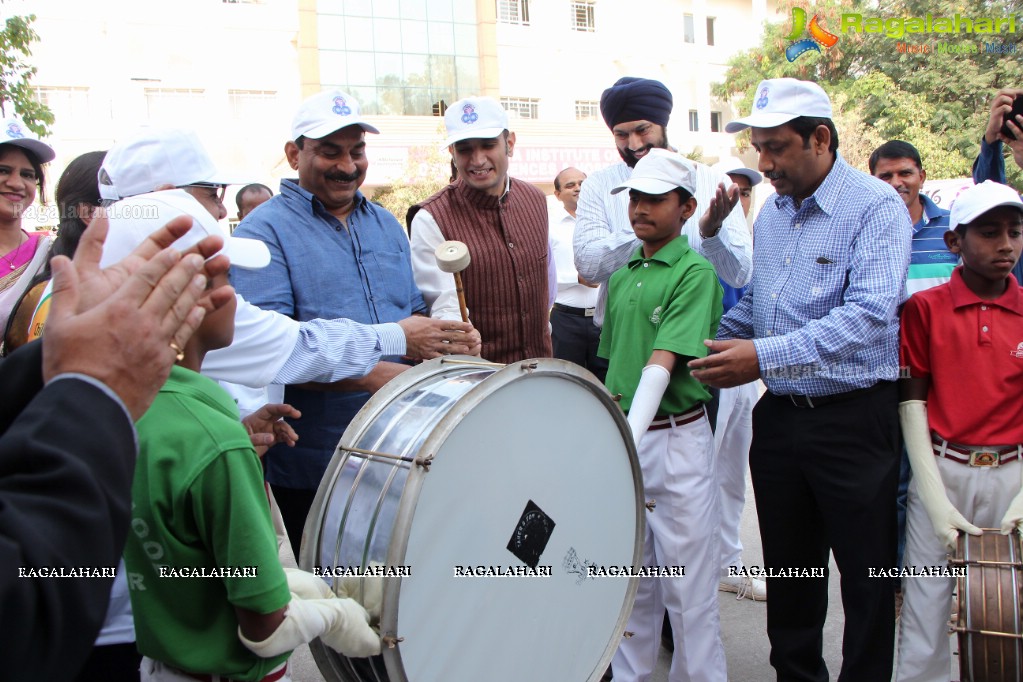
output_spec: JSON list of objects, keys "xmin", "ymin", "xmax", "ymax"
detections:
[{"xmin": 434, "ymin": 240, "xmax": 471, "ymax": 323}]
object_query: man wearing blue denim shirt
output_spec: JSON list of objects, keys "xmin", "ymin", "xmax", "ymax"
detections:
[{"xmin": 232, "ymin": 90, "xmax": 475, "ymax": 557}]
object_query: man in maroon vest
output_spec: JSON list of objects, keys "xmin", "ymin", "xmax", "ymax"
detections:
[{"xmin": 408, "ymin": 96, "xmax": 555, "ymax": 364}]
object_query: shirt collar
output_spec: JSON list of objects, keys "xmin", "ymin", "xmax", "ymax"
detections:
[
  {"xmin": 280, "ymin": 178, "xmax": 367, "ymax": 216},
  {"xmin": 773, "ymin": 152, "xmax": 847, "ymax": 217},
  {"xmin": 915, "ymin": 192, "xmax": 948, "ymax": 231},
  {"xmin": 947, "ymin": 265, "xmax": 1023, "ymax": 314},
  {"xmin": 627, "ymin": 234, "xmax": 690, "ymax": 268},
  {"xmin": 453, "ymin": 176, "xmax": 512, "ymax": 210}
]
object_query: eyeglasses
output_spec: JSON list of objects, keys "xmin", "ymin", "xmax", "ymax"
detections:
[{"xmin": 179, "ymin": 183, "xmax": 227, "ymax": 202}]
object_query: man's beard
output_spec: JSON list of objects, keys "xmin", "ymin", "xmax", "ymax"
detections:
[{"xmin": 618, "ymin": 132, "xmax": 670, "ymax": 168}]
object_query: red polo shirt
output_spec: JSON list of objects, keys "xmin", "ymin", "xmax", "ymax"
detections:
[{"xmin": 900, "ymin": 267, "xmax": 1023, "ymax": 444}]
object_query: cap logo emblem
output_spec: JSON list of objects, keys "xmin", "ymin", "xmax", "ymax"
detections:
[
  {"xmin": 461, "ymin": 104, "xmax": 478, "ymax": 125},
  {"xmin": 332, "ymin": 97, "xmax": 352, "ymax": 116},
  {"xmin": 5, "ymin": 122, "xmax": 25, "ymax": 139},
  {"xmin": 1011, "ymin": 342, "xmax": 1023, "ymax": 359},
  {"xmin": 756, "ymin": 87, "xmax": 770, "ymax": 110}
]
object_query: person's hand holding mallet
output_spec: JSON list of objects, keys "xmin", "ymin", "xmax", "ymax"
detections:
[{"xmin": 434, "ymin": 240, "xmax": 471, "ymax": 323}]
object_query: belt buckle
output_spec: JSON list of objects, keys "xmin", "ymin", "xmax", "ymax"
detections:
[
  {"xmin": 584, "ymin": 308, "xmax": 594, "ymax": 317},
  {"xmin": 970, "ymin": 449, "xmax": 1000, "ymax": 467}
]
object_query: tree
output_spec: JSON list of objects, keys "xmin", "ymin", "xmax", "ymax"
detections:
[
  {"xmin": 715, "ymin": 0, "xmax": 1023, "ymax": 181},
  {"xmin": 0, "ymin": 7, "xmax": 52, "ymax": 135},
  {"xmin": 372, "ymin": 138, "xmax": 451, "ymax": 225}
]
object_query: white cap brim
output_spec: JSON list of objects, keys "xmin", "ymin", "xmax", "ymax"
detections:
[
  {"xmin": 223, "ymin": 235, "xmax": 272, "ymax": 269},
  {"xmin": 725, "ymin": 112, "xmax": 801, "ymax": 134},
  {"xmin": 441, "ymin": 126, "xmax": 505, "ymax": 150},
  {"xmin": 300, "ymin": 120, "xmax": 380, "ymax": 139},
  {"xmin": 611, "ymin": 177, "xmax": 684, "ymax": 196},
  {"xmin": 2, "ymin": 137, "xmax": 55, "ymax": 164},
  {"xmin": 726, "ymin": 168, "xmax": 763, "ymax": 186}
]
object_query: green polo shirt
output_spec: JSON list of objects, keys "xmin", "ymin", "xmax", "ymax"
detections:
[
  {"xmin": 598, "ymin": 235, "xmax": 723, "ymax": 414},
  {"xmin": 124, "ymin": 366, "xmax": 291, "ymax": 680}
]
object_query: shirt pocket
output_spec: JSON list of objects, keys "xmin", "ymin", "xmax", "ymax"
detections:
[
  {"xmin": 801, "ymin": 256, "xmax": 848, "ymax": 319},
  {"xmin": 367, "ymin": 250, "xmax": 416, "ymax": 315}
]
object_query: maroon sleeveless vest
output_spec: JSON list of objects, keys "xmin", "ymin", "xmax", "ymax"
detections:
[{"xmin": 410, "ymin": 178, "xmax": 552, "ymax": 364}]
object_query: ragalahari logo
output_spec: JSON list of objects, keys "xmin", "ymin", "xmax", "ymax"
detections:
[{"xmin": 785, "ymin": 7, "xmax": 840, "ymax": 61}]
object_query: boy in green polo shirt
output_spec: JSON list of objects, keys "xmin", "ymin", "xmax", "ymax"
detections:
[
  {"xmin": 113, "ymin": 191, "xmax": 380, "ymax": 682},
  {"xmin": 599, "ymin": 148, "xmax": 726, "ymax": 681}
]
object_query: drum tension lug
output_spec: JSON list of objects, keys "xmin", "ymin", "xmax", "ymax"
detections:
[
  {"xmin": 623, "ymin": 631, "xmax": 635, "ymax": 639},
  {"xmin": 519, "ymin": 361, "xmax": 539, "ymax": 372},
  {"xmin": 382, "ymin": 635, "xmax": 404, "ymax": 649},
  {"xmin": 645, "ymin": 500, "xmax": 656, "ymax": 512},
  {"xmin": 612, "ymin": 393, "xmax": 623, "ymax": 402},
  {"xmin": 415, "ymin": 454, "xmax": 435, "ymax": 470}
]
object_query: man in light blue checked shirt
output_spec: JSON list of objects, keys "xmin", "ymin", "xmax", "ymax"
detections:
[{"xmin": 689, "ymin": 78, "xmax": 911, "ymax": 682}]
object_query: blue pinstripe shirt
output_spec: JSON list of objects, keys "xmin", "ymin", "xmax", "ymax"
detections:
[{"xmin": 718, "ymin": 154, "xmax": 911, "ymax": 396}]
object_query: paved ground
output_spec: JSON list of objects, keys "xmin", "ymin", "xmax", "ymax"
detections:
[{"xmin": 280, "ymin": 473, "xmax": 870, "ymax": 681}]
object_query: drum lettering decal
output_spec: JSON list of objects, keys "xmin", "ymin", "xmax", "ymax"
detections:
[{"xmin": 507, "ymin": 500, "xmax": 555, "ymax": 569}]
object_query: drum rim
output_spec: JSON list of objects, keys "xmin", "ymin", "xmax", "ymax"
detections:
[{"xmin": 302, "ymin": 356, "xmax": 644, "ymax": 682}]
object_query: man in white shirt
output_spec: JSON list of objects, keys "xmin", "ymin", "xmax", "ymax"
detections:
[{"xmin": 548, "ymin": 167, "xmax": 605, "ymax": 380}]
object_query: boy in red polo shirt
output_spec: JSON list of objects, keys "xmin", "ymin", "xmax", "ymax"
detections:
[{"xmin": 897, "ymin": 180, "xmax": 1023, "ymax": 681}]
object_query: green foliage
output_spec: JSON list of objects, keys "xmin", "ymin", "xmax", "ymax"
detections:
[
  {"xmin": 716, "ymin": 0, "xmax": 1023, "ymax": 181},
  {"xmin": 372, "ymin": 143, "xmax": 450, "ymax": 225},
  {"xmin": 0, "ymin": 10, "xmax": 52, "ymax": 135}
]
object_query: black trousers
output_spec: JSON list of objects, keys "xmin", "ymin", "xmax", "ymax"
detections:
[
  {"xmin": 550, "ymin": 306, "xmax": 607, "ymax": 383},
  {"xmin": 749, "ymin": 384, "xmax": 899, "ymax": 682},
  {"xmin": 271, "ymin": 485, "xmax": 318, "ymax": 561}
]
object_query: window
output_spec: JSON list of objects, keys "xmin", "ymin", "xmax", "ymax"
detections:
[
  {"xmin": 688, "ymin": 110, "xmax": 698, "ymax": 132},
  {"xmin": 571, "ymin": 0, "xmax": 595, "ymax": 32},
  {"xmin": 144, "ymin": 88, "xmax": 205, "ymax": 122},
  {"xmin": 501, "ymin": 96, "xmax": 539, "ymax": 119},
  {"xmin": 35, "ymin": 86, "xmax": 91, "ymax": 120},
  {"xmin": 710, "ymin": 111, "xmax": 721, "ymax": 133},
  {"xmin": 683, "ymin": 14, "xmax": 694, "ymax": 43},
  {"xmin": 228, "ymin": 90, "xmax": 277, "ymax": 119},
  {"xmin": 707, "ymin": 17, "xmax": 715, "ymax": 45},
  {"xmin": 575, "ymin": 100, "xmax": 600, "ymax": 121},
  {"xmin": 497, "ymin": 0, "xmax": 529, "ymax": 25}
]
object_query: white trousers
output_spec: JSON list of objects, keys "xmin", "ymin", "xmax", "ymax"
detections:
[
  {"xmin": 714, "ymin": 382, "xmax": 757, "ymax": 573},
  {"xmin": 141, "ymin": 657, "xmax": 291, "ymax": 682},
  {"xmin": 895, "ymin": 455, "xmax": 1021, "ymax": 682},
  {"xmin": 612, "ymin": 414, "xmax": 727, "ymax": 682}
]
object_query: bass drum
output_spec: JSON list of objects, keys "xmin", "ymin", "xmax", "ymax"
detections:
[{"xmin": 300, "ymin": 357, "xmax": 642, "ymax": 682}]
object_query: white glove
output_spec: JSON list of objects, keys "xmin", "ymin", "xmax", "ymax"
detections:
[
  {"xmin": 239, "ymin": 594, "xmax": 381, "ymax": 658},
  {"xmin": 627, "ymin": 364, "xmax": 671, "ymax": 444},
  {"xmin": 336, "ymin": 565, "xmax": 384, "ymax": 624},
  {"xmin": 999, "ymin": 461, "xmax": 1023, "ymax": 534},
  {"xmin": 284, "ymin": 568, "xmax": 334, "ymax": 600},
  {"xmin": 901, "ymin": 400, "xmax": 981, "ymax": 550}
]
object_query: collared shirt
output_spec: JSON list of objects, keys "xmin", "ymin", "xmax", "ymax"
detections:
[
  {"xmin": 231, "ymin": 179, "xmax": 426, "ymax": 489},
  {"xmin": 906, "ymin": 192, "xmax": 955, "ymax": 297},
  {"xmin": 598, "ymin": 235, "xmax": 722, "ymax": 413},
  {"xmin": 548, "ymin": 203, "xmax": 598, "ymax": 309},
  {"xmin": 573, "ymin": 159, "xmax": 752, "ymax": 325},
  {"xmin": 717, "ymin": 154, "xmax": 911, "ymax": 396},
  {"xmin": 901, "ymin": 267, "xmax": 1023, "ymax": 444}
]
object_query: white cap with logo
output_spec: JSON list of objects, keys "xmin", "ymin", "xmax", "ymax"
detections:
[
  {"xmin": 99, "ymin": 127, "xmax": 244, "ymax": 202},
  {"xmin": 1, "ymin": 115, "xmax": 55, "ymax": 163},
  {"xmin": 291, "ymin": 90, "xmax": 380, "ymax": 140},
  {"xmin": 442, "ymin": 97, "xmax": 509, "ymax": 148},
  {"xmin": 99, "ymin": 189, "xmax": 270, "ymax": 270},
  {"xmin": 711, "ymin": 158, "xmax": 763, "ymax": 186},
  {"xmin": 949, "ymin": 180, "xmax": 1023, "ymax": 231},
  {"xmin": 725, "ymin": 78, "xmax": 832, "ymax": 133},
  {"xmin": 611, "ymin": 148, "xmax": 697, "ymax": 196}
]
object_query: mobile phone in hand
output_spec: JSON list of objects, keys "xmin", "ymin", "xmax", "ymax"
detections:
[{"xmin": 1001, "ymin": 95, "xmax": 1023, "ymax": 140}]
